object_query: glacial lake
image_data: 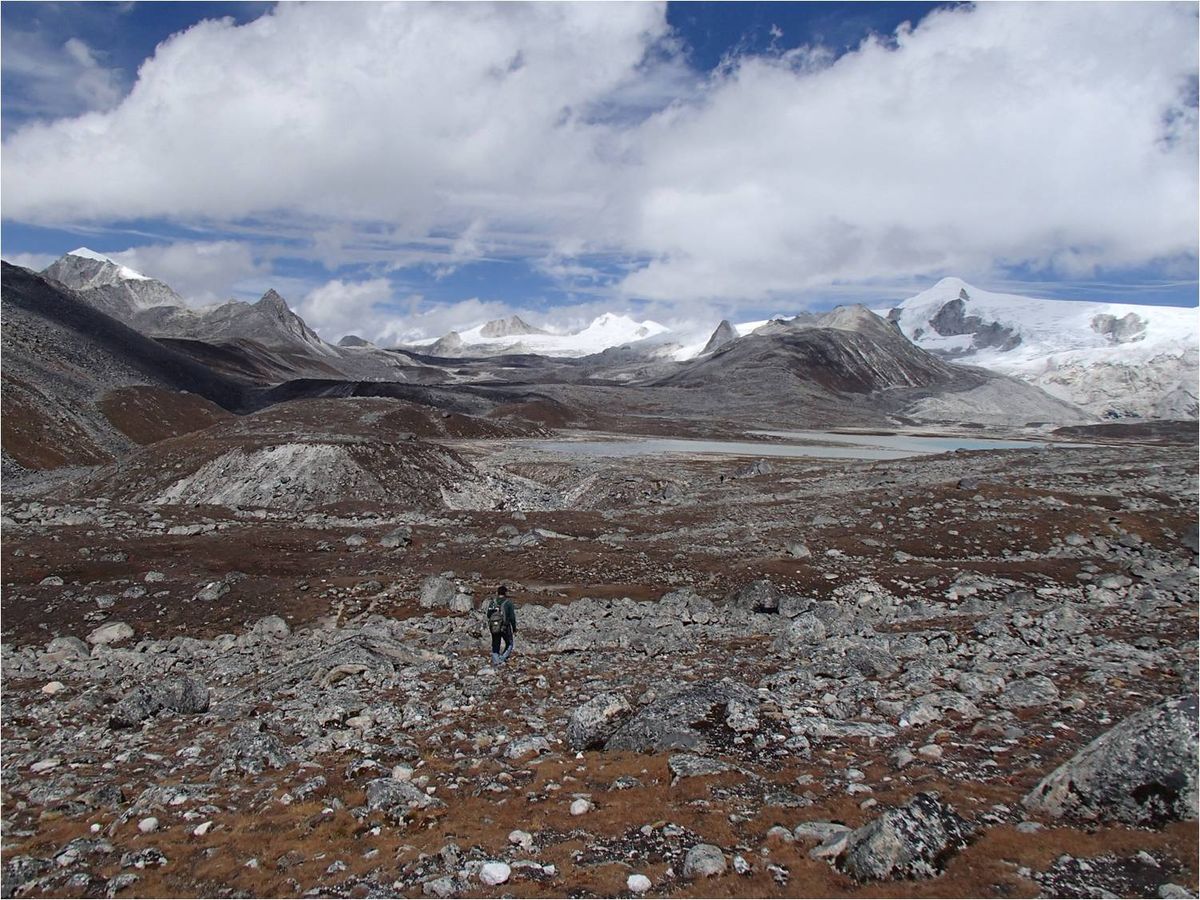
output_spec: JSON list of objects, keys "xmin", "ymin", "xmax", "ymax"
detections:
[{"xmin": 526, "ymin": 430, "xmax": 1079, "ymax": 461}]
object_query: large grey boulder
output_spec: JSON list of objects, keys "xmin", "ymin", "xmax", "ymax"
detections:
[
  {"xmin": 418, "ymin": 575, "xmax": 459, "ymax": 608},
  {"xmin": 46, "ymin": 636, "xmax": 89, "ymax": 659},
  {"xmin": 727, "ymin": 579, "xmax": 780, "ymax": 614},
  {"xmin": 87, "ymin": 622, "xmax": 134, "ymax": 646},
  {"xmin": 776, "ymin": 612, "xmax": 826, "ymax": 649},
  {"xmin": 837, "ymin": 793, "xmax": 973, "ymax": 881},
  {"xmin": 566, "ymin": 693, "xmax": 632, "ymax": 750},
  {"xmin": 996, "ymin": 675, "xmax": 1059, "ymax": 709},
  {"xmin": 605, "ymin": 679, "xmax": 756, "ymax": 753},
  {"xmin": 365, "ymin": 777, "xmax": 444, "ymax": 821},
  {"xmin": 1023, "ymin": 695, "xmax": 1198, "ymax": 826},
  {"xmin": 682, "ymin": 843, "xmax": 727, "ymax": 878},
  {"xmin": 218, "ymin": 723, "xmax": 291, "ymax": 776},
  {"xmin": 109, "ymin": 675, "xmax": 210, "ymax": 728}
]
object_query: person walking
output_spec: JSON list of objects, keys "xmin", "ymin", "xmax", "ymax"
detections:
[{"xmin": 486, "ymin": 584, "xmax": 517, "ymax": 666}]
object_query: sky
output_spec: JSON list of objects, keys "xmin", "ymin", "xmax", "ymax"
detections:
[{"xmin": 1, "ymin": 1, "xmax": 1197, "ymax": 345}]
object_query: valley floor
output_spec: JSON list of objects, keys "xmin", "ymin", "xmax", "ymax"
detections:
[{"xmin": 2, "ymin": 437, "xmax": 1197, "ymax": 898}]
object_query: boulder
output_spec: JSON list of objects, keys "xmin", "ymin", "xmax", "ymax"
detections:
[
  {"xmin": 192, "ymin": 579, "xmax": 231, "ymax": 603},
  {"xmin": 380, "ymin": 527, "xmax": 412, "ymax": 549},
  {"xmin": 110, "ymin": 676, "xmax": 210, "ymax": 728},
  {"xmin": 996, "ymin": 675, "xmax": 1059, "ymax": 709},
  {"xmin": 87, "ymin": 622, "xmax": 134, "ymax": 646},
  {"xmin": 365, "ymin": 778, "xmax": 443, "ymax": 820},
  {"xmin": 777, "ymin": 613, "xmax": 826, "ymax": 647},
  {"xmin": 837, "ymin": 793, "xmax": 973, "ymax": 881},
  {"xmin": 566, "ymin": 693, "xmax": 633, "ymax": 750},
  {"xmin": 418, "ymin": 575, "xmax": 458, "ymax": 609},
  {"xmin": 727, "ymin": 579, "xmax": 780, "ymax": 614},
  {"xmin": 668, "ymin": 754, "xmax": 734, "ymax": 779},
  {"xmin": 683, "ymin": 843, "xmax": 727, "ymax": 878},
  {"xmin": 219, "ymin": 723, "xmax": 291, "ymax": 776},
  {"xmin": 605, "ymin": 679, "xmax": 756, "ymax": 753},
  {"xmin": 252, "ymin": 615, "xmax": 291, "ymax": 639},
  {"xmin": 1023, "ymin": 695, "xmax": 1198, "ymax": 826},
  {"xmin": 479, "ymin": 862, "xmax": 511, "ymax": 885},
  {"xmin": 46, "ymin": 636, "xmax": 89, "ymax": 659},
  {"xmin": 505, "ymin": 735, "xmax": 551, "ymax": 759}
]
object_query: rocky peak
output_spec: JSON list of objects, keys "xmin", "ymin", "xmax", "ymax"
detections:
[
  {"xmin": 255, "ymin": 290, "xmax": 291, "ymax": 316},
  {"xmin": 702, "ymin": 320, "xmax": 738, "ymax": 354},
  {"xmin": 44, "ymin": 249, "xmax": 150, "ymax": 291},
  {"xmin": 479, "ymin": 315, "xmax": 546, "ymax": 338}
]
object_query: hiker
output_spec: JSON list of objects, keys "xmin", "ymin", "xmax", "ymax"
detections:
[{"xmin": 486, "ymin": 585, "xmax": 517, "ymax": 666}]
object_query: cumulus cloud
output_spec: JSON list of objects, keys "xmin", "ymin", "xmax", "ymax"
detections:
[
  {"xmin": 1, "ymin": 30, "xmax": 124, "ymax": 128},
  {"xmin": 1, "ymin": 1, "xmax": 1195, "ymax": 321},
  {"xmin": 1, "ymin": 2, "xmax": 669, "ymax": 238},
  {"xmin": 296, "ymin": 278, "xmax": 396, "ymax": 343},
  {"xmin": 2, "ymin": 250, "xmax": 58, "ymax": 272},
  {"xmin": 111, "ymin": 240, "xmax": 269, "ymax": 304},
  {"xmin": 619, "ymin": 2, "xmax": 1199, "ymax": 301}
]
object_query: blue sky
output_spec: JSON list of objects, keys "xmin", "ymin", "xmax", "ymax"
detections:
[{"xmin": 2, "ymin": 1, "xmax": 1196, "ymax": 343}]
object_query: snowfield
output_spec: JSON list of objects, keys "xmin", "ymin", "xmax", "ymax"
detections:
[{"xmin": 878, "ymin": 278, "xmax": 1198, "ymax": 419}]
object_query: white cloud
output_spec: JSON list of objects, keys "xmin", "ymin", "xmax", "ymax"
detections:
[
  {"xmin": 1, "ymin": 1, "xmax": 1195, "ymax": 319},
  {"xmin": 110, "ymin": 240, "xmax": 268, "ymax": 304},
  {"xmin": 619, "ymin": 2, "xmax": 1199, "ymax": 302},
  {"xmin": 1, "ymin": 30, "xmax": 124, "ymax": 125},
  {"xmin": 1, "ymin": 2, "xmax": 671, "ymax": 238},
  {"xmin": 2, "ymin": 251, "xmax": 57, "ymax": 271},
  {"xmin": 296, "ymin": 278, "xmax": 396, "ymax": 344}
]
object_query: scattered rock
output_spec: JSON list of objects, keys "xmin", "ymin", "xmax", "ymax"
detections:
[
  {"xmin": 997, "ymin": 675, "xmax": 1060, "ymax": 709},
  {"xmin": 1024, "ymin": 694, "xmax": 1199, "ymax": 825},
  {"xmin": 566, "ymin": 692, "xmax": 632, "ymax": 750},
  {"xmin": 87, "ymin": 622, "xmax": 134, "ymax": 646},
  {"xmin": 837, "ymin": 793, "xmax": 974, "ymax": 881},
  {"xmin": 727, "ymin": 579, "xmax": 780, "ymax": 613},
  {"xmin": 110, "ymin": 675, "xmax": 210, "ymax": 728},
  {"xmin": 683, "ymin": 843, "xmax": 727, "ymax": 879},
  {"xmin": 479, "ymin": 862, "xmax": 511, "ymax": 885}
]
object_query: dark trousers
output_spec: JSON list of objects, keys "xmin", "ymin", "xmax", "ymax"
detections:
[{"xmin": 491, "ymin": 628, "xmax": 514, "ymax": 662}]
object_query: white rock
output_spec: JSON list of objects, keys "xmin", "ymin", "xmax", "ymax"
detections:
[
  {"xmin": 87, "ymin": 621, "xmax": 134, "ymax": 646},
  {"xmin": 193, "ymin": 821, "xmax": 213, "ymax": 837},
  {"xmin": 479, "ymin": 862, "xmax": 511, "ymax": 885},
  {"xmin": 30, "ymin": 758, "xmax": 60, "ymax": 773},
  {"xmin": 392, "ymin": 765, "xmax": 414, "ymax": 782},
  {"xmin": 41, "ymin": 681, "xmax": 66, "ymax": 696},
  {"xmin": 138, "ymin": 817, "xmax": 159, "ymax": 833},
  {"xmin": 627, "ymin": 874, "xmax": 652, "ymax": 893},
  {"xmin": 508, "ymin": 829, "xmax": 533, "ymax": 849},
  {"xmin": 570, "ymin": 798, "xmax": 592, "ymax": 816}
]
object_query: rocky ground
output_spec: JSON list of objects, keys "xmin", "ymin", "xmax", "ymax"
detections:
[{"xmin": 2, "ymin": 434, "xmax": 1198, "ymax": 899}]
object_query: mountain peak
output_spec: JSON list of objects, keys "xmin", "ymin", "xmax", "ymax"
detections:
[
  {"xmin": 702, "ymin": 319, "xmax": 738, "ymax": 354},
  {"xmin": 929, "ymin": 276, "xmax": 974, "ymax": 295},
  {"xmin": 479, "ymin": 315, "xmax": 546, "ymax": 338},
  {"xmin": 58, "ymin": 248, "xmax": 150, "ymax": 282},
  {"xmin": 256, "ymin": 289, "xmax": 290, "ymax": 312}
]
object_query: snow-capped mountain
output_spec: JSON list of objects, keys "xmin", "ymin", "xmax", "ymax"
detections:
[
  {"xmin": 42, "ymin": 248, "xmax": 186, "ymax": 316},
  {"xmin": 415, "ymin": 312, "xmax": 670, "ymax": 358},
  {"xmin": 880, "ymin": 277, "xmax": 1199, "ymax": 419}
]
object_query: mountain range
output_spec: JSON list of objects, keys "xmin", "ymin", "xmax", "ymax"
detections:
[
  {"xmin": 3, "ymin": 248, "xmax": 1194, "ymax": 478},
  {"xmin": 879, "ymin": 278, "xmax": 1199, "ymax": 420}
]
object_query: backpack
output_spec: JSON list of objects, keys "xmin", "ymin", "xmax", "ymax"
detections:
[{"xmin": 486, "ymin": 599, "xmax": 504, "ymax": 635}]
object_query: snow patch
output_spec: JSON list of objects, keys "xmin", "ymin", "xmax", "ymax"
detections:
[{"xmin": 68, "ymin": 247, "xmax": 150, "ymax": 281}]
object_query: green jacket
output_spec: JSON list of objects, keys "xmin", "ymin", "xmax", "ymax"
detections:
[{"xmin": 491, "ymin": 596, "xmax": 516, "ymax": 632}]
